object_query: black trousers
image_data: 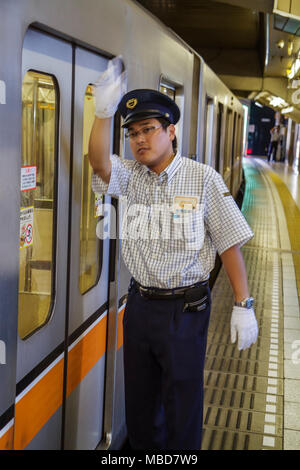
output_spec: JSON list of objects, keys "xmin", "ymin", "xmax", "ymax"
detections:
[
  {"xmin": 122, "ymin": 281, "xmax": 211, "ymax": 450},
  {"xmin": 268, "ymin": 141, "xmax": 278, "ymax": 161}
]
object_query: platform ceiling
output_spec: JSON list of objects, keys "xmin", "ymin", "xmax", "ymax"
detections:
[{"xmin": 135, "ymin": 0, "xmax": 300, "ymax": 120}]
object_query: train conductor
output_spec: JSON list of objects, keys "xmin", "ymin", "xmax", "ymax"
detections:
[{"xmin": 88, "ymin": 57, "xmax": 258, "ymax": 450}]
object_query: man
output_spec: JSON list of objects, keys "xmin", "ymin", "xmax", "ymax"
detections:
[
  {"xmin": 268, "ymin": 125, "xmax": 280, "ymax": 162},
  {"xmin": 279, "ymin": 124, "xmax": 286, "ymax": 162},
  {"xmin": 89, "ymin": 57, "xmax": 258, "ymax": 450}
]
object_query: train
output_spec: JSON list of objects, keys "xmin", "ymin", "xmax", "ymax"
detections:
[{"xmin": 0, "ymin": 0, "xmax": 245, "ymax": 450}]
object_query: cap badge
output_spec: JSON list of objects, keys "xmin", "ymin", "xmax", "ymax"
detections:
[{"xmin": 126, "ymin": 98, "xmax": 138, "ymax": 109}]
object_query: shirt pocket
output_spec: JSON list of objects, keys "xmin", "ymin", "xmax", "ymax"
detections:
[{"xmin": 162, "ymin": 206, "xmax": 205, "ymax": 253}]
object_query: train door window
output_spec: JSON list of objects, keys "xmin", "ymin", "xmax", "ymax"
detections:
[
  {"xmin": 204, "ymin": 96, "xmax": 214, "ymax": 166},
  {"xmin": 18, "ymin": 71, "xmax": 58, "ymax": 339},
  {"xmin": 79, "ymin": 85, "xmax": 102, "ymax": 294},
  {"xmin": 242, "ymin": 104, "xmax": 249, "ymax": 155},
  {"xmin": 215, "ymin": 103, "xmax": 223, "ymax": 172},
  {"xmin": 236, "ymin": 115, "xmax": 241, "ymax": 160},
  {"xmin": 189, "ymin": 54, "xmax": 200, "ymax": 160},
  {"xmin": 232, "ymin": 112, "xmax": 237, "ymax": 164},
  {"xmin": 223, "ymin": 109, "xmax": 233, "ymax": 178},
  {"xmin": 160, "ymin": 81, "xmax": 177, "ymax": 150},
  {"xmin": 237, "ymin": 114, "xmax": 243, "ymax": 175},
  {"xmin": 230, "ymin": 112, "xmax": 237, "ymax": 192}
]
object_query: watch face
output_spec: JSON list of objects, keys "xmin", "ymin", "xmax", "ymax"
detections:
[{"xmin": 234, "ymin": 297, "xmax": 254, "ymax": 308}]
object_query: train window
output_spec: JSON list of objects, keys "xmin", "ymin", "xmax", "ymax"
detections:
[
  {"xmin": 18, "ymin": 71, "xmax": 58, "ymax": 339},
  {"xmin": 160, "ymin": 82, "xmax": 176, "ymax": 101},
  {"xmin": 79, "ymin": 85, "xmax": 102, "ymax": 294},
  {"xmin": 159, "ymin": 79, "xmax": 184, "ymax": 155}
]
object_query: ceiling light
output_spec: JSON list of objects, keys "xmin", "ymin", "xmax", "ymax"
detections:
[
  {"xmin": 281, "ymin": 106, "xmax": 294, "ymax": 113},
  {"xmin": 277, "ymin": 39, "xmax": 285, "ymax": 49},
  {"xmin": 287, "ymin": 58, "xmax": 300, "ymax": 79},
  {"xmin": 268, "ymin": 96, "xmax": 288, "ymax": 107},
  {"xmin": 291, "ymin": 79, "xmax": 300, "ymax": 88}
]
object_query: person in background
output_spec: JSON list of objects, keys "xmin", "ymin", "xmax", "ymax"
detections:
[
  {"xmin": 268, "ymin": 125, "xmax": 280, "ymax": 162},
  {"xmin": 279, "ymin": 124, "xmax": 286, "ymax": 162}
]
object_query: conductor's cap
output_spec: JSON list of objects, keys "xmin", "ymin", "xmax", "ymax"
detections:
[{"xmin": 118, "ymin": 89, "xmax": 180, "ymax": 128}]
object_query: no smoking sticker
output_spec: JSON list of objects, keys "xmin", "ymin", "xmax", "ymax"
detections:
[{"xmin": 20, "ymin": 206, "xmax": 34, "ymax": 249}]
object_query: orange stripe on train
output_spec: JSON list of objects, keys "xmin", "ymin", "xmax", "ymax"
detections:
[
  {"xmin": 0, "ymin": 424, "xmax": 14, "ymax": 450},
  {"xmin": 14, "ymin": 358, "xmax": 64, "ymax": 450},
  {"xmin": 13, "ymin": 308, "xmax": 125, "ymax": 449},
  {"xmin": 117, "ymin": 307, "xmax": 125, "ymax": 350},
  {"xmin": 66, "ymin": 315, "xmax": 107, "ymax": 397}
]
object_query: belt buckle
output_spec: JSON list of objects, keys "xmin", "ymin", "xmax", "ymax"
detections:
[{"xmin": 139, "ymin": 286, "xmax": 149, "ymax": 298}]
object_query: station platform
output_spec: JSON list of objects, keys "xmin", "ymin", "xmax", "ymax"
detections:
[{"xmin": 202, "ymin": 156, "xmax": 300, "ymax": 450}]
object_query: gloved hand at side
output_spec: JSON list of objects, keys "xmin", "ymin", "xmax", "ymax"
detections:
[
  {"xmin": 94, "ymin": 55, "xmax": 127, "ymax": 118},
  {"xmin": 230, "ymin": 306, "xmax": 258, "ymax": 350}
]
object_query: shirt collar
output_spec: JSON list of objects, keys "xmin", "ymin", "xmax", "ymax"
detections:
[
  {"xmin": 163, "ymin": 152, "xmax": 182, "ymax": 183},
  {"xmin": 140, "ymin": 152, "xmax": 183, "ymax": 184}
]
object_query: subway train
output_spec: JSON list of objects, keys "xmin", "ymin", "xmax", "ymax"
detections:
[{"xmin": 0, "ymin": 0, "xmax": 245, "ymax": 450}]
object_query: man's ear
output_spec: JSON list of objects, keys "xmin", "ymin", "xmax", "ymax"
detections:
[{"xmin": 168, "ymin": 124, "xmax": 176, "ymax": 141}]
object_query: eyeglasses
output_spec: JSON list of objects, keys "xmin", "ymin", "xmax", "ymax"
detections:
[{"xmin": 125, "ymin": 125, "xmax": 162, "ymax": 140}]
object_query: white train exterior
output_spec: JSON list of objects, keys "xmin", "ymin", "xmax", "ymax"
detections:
[{"xmin": 0, "ymin": 0, "xmax": 244, "ymax": 450}]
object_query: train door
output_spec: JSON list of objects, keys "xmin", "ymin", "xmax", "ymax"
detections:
[
  {"xmin": 15, "ymin": 29, "xmax": 111, "ymax": 450},
  {"xmin": 14, "ymin": 29, "xmax": 73, "ymax": 450},
  {"xmin": 64, "ymin": 47, "xmax": 111, "ymax": 450}
]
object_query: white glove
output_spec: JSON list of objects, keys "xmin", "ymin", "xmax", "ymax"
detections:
[
  {"xmin": 231, "ymin": 306, "xmax": 258, "ymax": 350},
  {"xmin": 93, "ymin": 55, "xmax": 127, "ymax": 118}
]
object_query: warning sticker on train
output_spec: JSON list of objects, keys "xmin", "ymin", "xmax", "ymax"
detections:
[
  {"xmin": 20, "ymin": 206, "xmax": 34, "ymax": 249},
  {"xmin": 21, "ymin": 165, "xmax": 37, "ymax": 192}
]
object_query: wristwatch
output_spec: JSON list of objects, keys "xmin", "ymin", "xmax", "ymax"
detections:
[{"xmin": 234, "ymin": 297, "xmax": 254, "ymax": 309}]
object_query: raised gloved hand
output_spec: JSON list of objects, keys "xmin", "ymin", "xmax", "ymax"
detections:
[
  {"xmin": 94, "ymin": 55, "xmax": 127, "ymax": 118},
  {"xmin": 230, "ymin": 306, "xmax": 258, "ymax": 350}
]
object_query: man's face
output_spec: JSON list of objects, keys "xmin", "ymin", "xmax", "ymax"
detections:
[{"xmin": 127, "ymin": 118, "xmax": 175, "ymax": 173}]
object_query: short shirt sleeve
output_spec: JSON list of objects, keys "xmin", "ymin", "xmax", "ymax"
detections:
[
  {"xmin": 204, "ymin": 169, "xmax": 254, "ymax": 255},
  {"xmin": 92, "ymin": 154, "xmax": 135, "ymax": 197}
]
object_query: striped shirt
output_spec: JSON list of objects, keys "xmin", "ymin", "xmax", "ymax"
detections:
[{"xmin": 92, "ymin": 152, "xmax": 253, "ymax": 288}]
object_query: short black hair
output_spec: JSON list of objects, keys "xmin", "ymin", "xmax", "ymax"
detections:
[{"xmin": 157, "ymin": 117, "xmax": 177, "ymax": 153}]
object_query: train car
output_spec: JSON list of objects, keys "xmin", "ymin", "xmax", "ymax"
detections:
[{"xmin": 0, "ymin": 0, "xmax": 244, "ymax": 450}]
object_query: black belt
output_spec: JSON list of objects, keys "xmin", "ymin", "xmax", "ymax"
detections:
[{"xmin": 132, "ymin": 278, "xmax": 209, "ymax": 300}]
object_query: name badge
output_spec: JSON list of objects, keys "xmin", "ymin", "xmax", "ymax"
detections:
[{"xmin": 172, "ymin": 195, "xmax": 199, "ymax": 218}]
